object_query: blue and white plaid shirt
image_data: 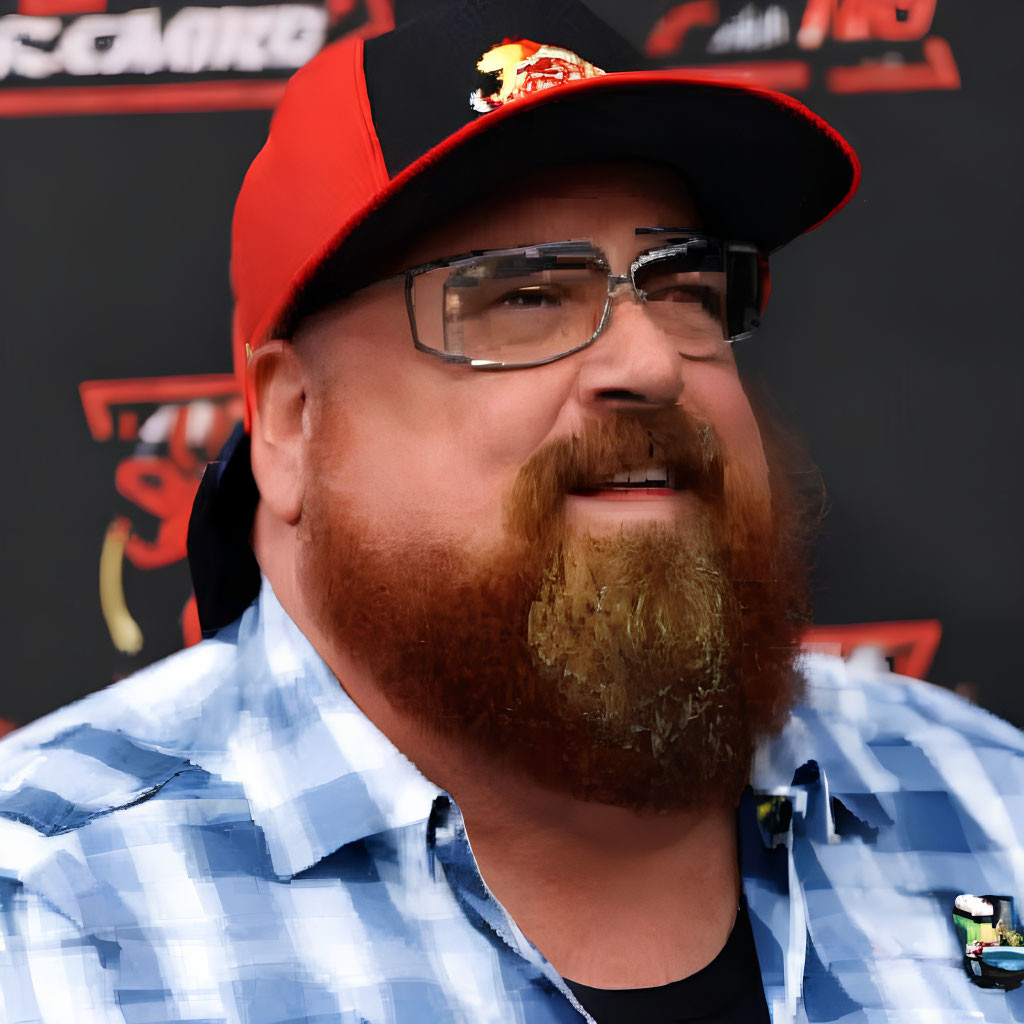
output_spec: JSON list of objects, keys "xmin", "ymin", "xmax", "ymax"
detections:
[{"xmin": 1, "ymin": 581, "xmax": 1023, "ymax": 1023}]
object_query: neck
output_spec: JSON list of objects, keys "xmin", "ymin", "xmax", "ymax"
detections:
[
  {"xmin": 281, "ymin": 583, "xmax": 743, "ymax": 989},
  {"xmin": 446, "ymin": 761, "xmax": 742, "ymax": 988}
]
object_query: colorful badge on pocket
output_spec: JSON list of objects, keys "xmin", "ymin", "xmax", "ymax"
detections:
[{"xmin": 953, "ymin": 894, "xmax": 1024, "ymax": 990}]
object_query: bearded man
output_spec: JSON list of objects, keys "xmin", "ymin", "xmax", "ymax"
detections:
[{"xmin": 2, "ymin": 2, "xmax": 1022, "ymax": 1023}]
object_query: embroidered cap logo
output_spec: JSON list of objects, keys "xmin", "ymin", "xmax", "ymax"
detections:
[{"xmin": 470, "ymin": 38, "xmax": 606, "ymax": 112}]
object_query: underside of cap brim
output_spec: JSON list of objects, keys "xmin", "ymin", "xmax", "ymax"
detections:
[{"xmin": 280, "ymin": 69, "xmax": 860, "ymax": 339}]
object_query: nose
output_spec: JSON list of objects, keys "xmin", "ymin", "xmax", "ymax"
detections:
[{"xmin": 574, "ymin": 284, "xmax": 686, "ymax": 410}]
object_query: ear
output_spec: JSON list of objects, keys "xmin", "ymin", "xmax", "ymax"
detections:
[{"xmin": 248, "ymin": 339, "xmax": 305, "ymax": 525}]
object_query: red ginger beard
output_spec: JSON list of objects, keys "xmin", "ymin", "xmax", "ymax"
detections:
[{"xmin": 299, "ymin": 406, "xmax": 811, "ymax": 813}]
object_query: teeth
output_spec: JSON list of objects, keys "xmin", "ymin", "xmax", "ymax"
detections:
[{"xmin": 601, "ymin": 466, "xmax": 671, "ymax": 486}]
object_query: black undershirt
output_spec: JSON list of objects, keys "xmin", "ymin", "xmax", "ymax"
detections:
[{"xmin": 563, "ymin": 899, "xmax": 770, "ymax": 1023}]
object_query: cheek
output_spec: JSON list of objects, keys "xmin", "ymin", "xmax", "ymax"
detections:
[
  {"xmin": 309, "ymin": 355, "xmax": 573, "ymax": 545},
  {"xmin": 687, "ymin": 367, "xmax": 770, "ymax": 495}
]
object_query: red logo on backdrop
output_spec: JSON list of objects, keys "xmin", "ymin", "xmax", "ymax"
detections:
[
  {"xmin": 80, "ymin": 374, "xmax": 243, "ymax": 655},
  {"xmin": 645, "ymin": 0, "xmax": 958, "ymax": 94},
  {"xmin": 18, "ymin": 0, "xmax": 105, "ymax": 14},
  {"xmin": 0, "ymin": 0, "xmax": 393, "ymax": 117},
  {"xmin": 803, "ymin": 619, "xmax": 943, "ymax": 679},
  {"xmin": 1, "ymin": 0, "xmax": 959, "ymax": 120}
]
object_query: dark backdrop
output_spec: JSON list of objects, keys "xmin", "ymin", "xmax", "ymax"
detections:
[{"xmin": 2, "ymin": 0, "xmax": 1020, "ymax": 728}]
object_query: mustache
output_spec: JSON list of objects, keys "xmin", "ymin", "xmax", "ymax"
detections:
[{"xmin": 504, "ymin": 407, "xmax": 725, "ymax": 540}]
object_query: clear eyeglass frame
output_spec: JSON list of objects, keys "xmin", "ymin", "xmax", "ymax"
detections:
[{"xmin": 378, "ymin": 229, "xmax": 766, "ymax": 371}]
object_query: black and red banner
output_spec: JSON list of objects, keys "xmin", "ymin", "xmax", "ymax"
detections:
[
  {"xmin": 1, "ymin": 0, "xmax": 960, "ymax": 117},
  {"xmin": 3, "ymin": 0, "xmax": 1021, "ymax": 730},
  {"xmin": 0, "ymin": 0, "xmax": 392, "ymax": 114}
]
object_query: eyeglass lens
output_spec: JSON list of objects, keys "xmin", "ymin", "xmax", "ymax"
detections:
[{"xmin": 409, "ymin": 243, "xmax": 760, "ymax": 368}]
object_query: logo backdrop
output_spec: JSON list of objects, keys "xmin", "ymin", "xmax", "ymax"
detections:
[{"xmin": 2, "ymin": 0, "xmax": 1021, "ymax": 729}]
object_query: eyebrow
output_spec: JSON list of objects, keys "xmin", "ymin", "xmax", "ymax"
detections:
[
  {"xmin": 634, "ymin": 226, "xmax": 704, "ymax": 235},
  {"xmin": 495, "ymin": 227, "xmax": 708, "ymax": 251}
]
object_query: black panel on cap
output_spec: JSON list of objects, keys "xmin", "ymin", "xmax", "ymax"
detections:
[{"xmin": 363, "ymin": 0, "xmax": 646, "ymax": 176}]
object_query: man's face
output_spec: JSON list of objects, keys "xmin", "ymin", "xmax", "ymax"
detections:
[
  {"xmin": 295, "ymin": 164, "xmax": 770, "ymax": 552},
  {"xmin": 289, "ymin": 163, "xmax": 808, "ymax": 812}
]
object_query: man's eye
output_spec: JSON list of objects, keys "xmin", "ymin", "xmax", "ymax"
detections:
[
  {"xmin": 648, "ymin": 285, "xmax": 705, "ymax": 304},
  {"xmin": 498, "ymin": 288, "xmax": 561, "ymax": 309},
  {"xmin": 647, "ymin": 284, "xmax": 722, "ymax": 318}
]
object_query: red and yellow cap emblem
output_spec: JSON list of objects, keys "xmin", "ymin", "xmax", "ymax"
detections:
[{"xmin": 470, "ymin": 38, "xmax": 606, "ymax": 112}]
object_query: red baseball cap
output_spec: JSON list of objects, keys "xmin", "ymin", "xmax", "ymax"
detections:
[
  {"xmin": 231, "ymin": 0, "xmax": 860, "ymax": 425},
  {"xmin": 191, "ymin": 0, "xmax": 860, "ymax": 632}
]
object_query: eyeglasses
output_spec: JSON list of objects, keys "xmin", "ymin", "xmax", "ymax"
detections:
[{"xmin": 384, "ymin": 230, "xmax": 768, "ymax": 370}]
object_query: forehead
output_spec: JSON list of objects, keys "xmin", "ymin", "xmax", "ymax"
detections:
[{"xmin": 393, "ymin": 161, "xmax": 702, "ymax": 268}]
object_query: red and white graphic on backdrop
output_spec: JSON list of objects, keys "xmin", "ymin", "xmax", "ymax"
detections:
[
  {"xmin": 1, "ymin": 1, "xmax": 959, "ymax": 118},
  {"xmin": 79, "ymin": 374, "xmax": 243, "ymax": 657},
  {"xmin": 0, "ymin": 0, "xmax": 393, "ymax": 115},
  {"xmin": 645, "ymin": 0, "xmax": 957, "ymax": 94},
  {"xmin": 803, "ymin": 620, "xmax": 943, "ymax": 680}
]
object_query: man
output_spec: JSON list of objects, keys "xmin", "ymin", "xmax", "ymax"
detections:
[{"xmin": 1, "ymin": 2, "xmax": 1022, "ymax": 1022}]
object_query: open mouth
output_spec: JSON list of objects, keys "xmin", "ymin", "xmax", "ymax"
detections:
[
  {"xmin": 599, "ymin": 465, "xmax": 676, "ymax": 490},
  {"xmin": 572, "ymin": 465, "xmax": 682, "ymax": 497}
]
